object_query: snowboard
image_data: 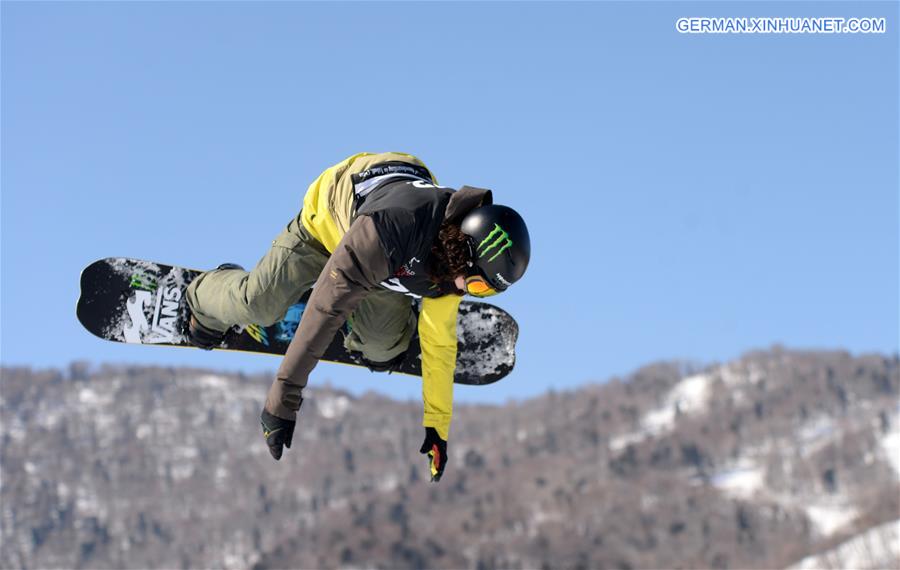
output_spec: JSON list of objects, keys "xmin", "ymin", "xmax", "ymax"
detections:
[{"xmin": 76, "ymin": 258, "xmax": 518, "ymax": 385}]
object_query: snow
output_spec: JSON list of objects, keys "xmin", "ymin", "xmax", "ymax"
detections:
[
  {"xmin": 720, "ymin": 362, "xmax": 766, "ymax": 387},
  {"xmin": 641, "ymin": 494, "xmax": 661, "ymax": 511},
  {"xmin": 197, "ymin": 374, "xmax": 230, "ymax": 389},
  {"xmin": 78, "ymin": 388, "xmax": 114, "ymax": 407},
  {"xmin": 710, "ymin": 463, "xmax": 765, "ymax": 499},
  {"xmin": 317, "ymin": 395, "xmax": 351, "ymax": 419},
  {"xmin": 805, "ymin": 502, "xmax": 859, "ymax": 537},
  {"xmin": 787, "ymin": 519, "xmax": 900, "ymax": 570},
  {"xmin": 880, "ymin": 407, "xmax": 900, "ymax": 475},
  {"xmin": 642, "ymin": 373, "xmax": 712, "ymax": 434},
  {"xmin": 605, "ymin": 364, "xmax": 895, "ymax": 545},
  {"xmin": 609, "ymin": 431, "xmax": 644, "ymax": 451},
  {"xmin": 75, "ymin": 487, "xmax": 104, "ymax": 518},
  {"xmin": 882, "ymin": 430, "xmax": 900, "ymax": 474},
  {"xmin": 215, "ymin": 466, "xmax": 228, "ymax": 487},
  {"xmin": 529, "ymin": 506, "xmax": 564, "ymax": 527},
  {"xmin": 710, "ymin": 457, "xmax": 857, "ymax": 538},
  {"xmin": 609, "ymin": 373, "xmax": 713, "ymax": 450},
  {"xmin": 717, "ymin": 362, "xmax": 766, "ymax": 406},
  {"xmin": 798, "ymin": 416, "xmax": 838, "ymax": 457}
]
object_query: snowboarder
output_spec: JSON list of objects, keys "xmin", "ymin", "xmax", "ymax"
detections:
[{"xmin": 185, "ymin": 152, "xmax": 530, "ymax": 481}]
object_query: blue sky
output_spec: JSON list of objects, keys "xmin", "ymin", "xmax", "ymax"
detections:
[{"xmin": 2, "ymin": 2, "xmax": 897, "ymax": 404}]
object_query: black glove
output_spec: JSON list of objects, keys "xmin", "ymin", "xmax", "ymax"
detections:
[
  {"xmin": 260, "ymin": 407, "xmax": 297, "ymax": 461},
  {"xmin": 419, "ymin": 427, "xmax": 448, "ymax": 482}
]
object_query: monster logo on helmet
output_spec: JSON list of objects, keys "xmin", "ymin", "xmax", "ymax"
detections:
[
  {"xmin": 460, "ymin": 205, "xmax": 531, "ymax": 292},
  {"xmin": 478, "ymin": 224, "xmax": 513, "ymax": 262}
]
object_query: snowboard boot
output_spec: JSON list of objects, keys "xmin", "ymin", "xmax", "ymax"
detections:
[
  {"xmin": 186, "ymin": 315, "xmax": 229, "ymax": 350},
  {"xmin": 360, "ymin": 351, "xmax": 407, "ymax": 374},
  {"xmin": 185, "ymin": 262, "xmax": 245, "ymax": 350}
]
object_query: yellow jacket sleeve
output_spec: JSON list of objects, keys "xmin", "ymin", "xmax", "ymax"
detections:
[{"xmin": 418, "ymin": 294, "xmax": 461, "ymax": 441}]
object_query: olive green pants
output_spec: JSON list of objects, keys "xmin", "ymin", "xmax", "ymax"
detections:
[{"xmin": 185, "ymin": 216, "xmax": 416, "ymax": 363}]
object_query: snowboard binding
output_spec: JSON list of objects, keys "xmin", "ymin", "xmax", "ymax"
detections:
[
  {"xmin": 359, "ymin": 352, "xmax": 408, "ymax": 374},
  {"xmin": 185, "ymin": 315, "xmax": 230, "ymax": 350}
]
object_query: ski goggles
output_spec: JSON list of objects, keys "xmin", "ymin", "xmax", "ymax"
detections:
[{"xmin": 464, "ymin": 274, "xmax": 499, "ymax": 298}]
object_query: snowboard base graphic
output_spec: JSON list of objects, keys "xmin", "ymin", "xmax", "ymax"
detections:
[{"xmin": 76, "ymin": 258, "xmax": 518, "ymax": 385}]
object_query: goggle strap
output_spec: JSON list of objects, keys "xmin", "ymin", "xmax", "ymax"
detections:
[{"xmin": 465, "ymin": 237, "xmax": 476, "ymax": 268}]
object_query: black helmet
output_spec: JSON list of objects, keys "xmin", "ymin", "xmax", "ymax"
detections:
[{"xmin": 460, "ymin": 205, "xmax": 530, "ymax": 292}]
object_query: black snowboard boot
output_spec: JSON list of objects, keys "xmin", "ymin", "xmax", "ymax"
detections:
[
  {"xmin": 360, "ymin": 351, "xmax": 407, "ymax": 373},
  {"xmin": 186, "ymin": 315, "xmax": 228, "ymax": 350},
  {"xmin": 185, "ymin": 263, "xmax": 245, "ymax": 350}
]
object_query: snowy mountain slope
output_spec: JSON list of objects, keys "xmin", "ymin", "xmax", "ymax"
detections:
[
  {"xmin": 1, "ymin": 349, "xmax": 897, "ymax": 570},
  {"xmin": 576, "ymin": 348, "xmax": 899, "ymax": 567},
  {"xmin": 788, "ymin": 519, "xmax": 900, "ymax": 570}
]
